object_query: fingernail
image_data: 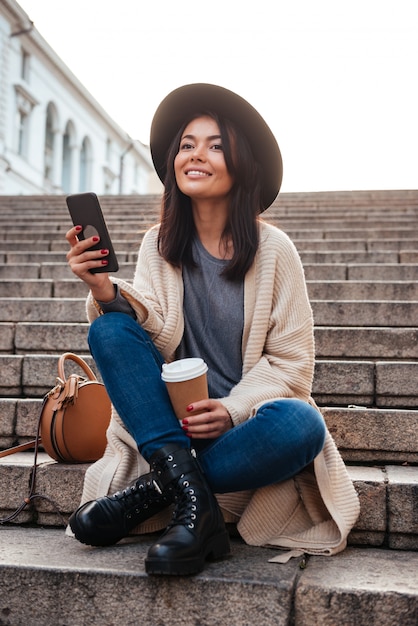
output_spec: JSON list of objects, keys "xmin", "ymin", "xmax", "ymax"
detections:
[
  {"xmin": 100, "ymin": 249, "xmax": 108, "ymax": 255},
  {"xmin": 182, "ymin": 419, "xmax": 189, "ymax": 425},
  {"xmin": 186, "ymin": 405, "xmax": 193, "ymax": 412},
  {"xmin": 182, "ymin": 425, "xmax": 188, "ymax": 432},
  {"xmin": 101, "ymin": 260, "xmax": 108, "ymax": 265},
  {"xmin": 75, "ymin": 225, "xmax": 82, "ymax": 231},
  {"xmin": 92, "ymin": 236, "xmax": 99, "ymax": 242}
]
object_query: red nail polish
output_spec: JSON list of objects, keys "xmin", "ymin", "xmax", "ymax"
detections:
[
  {"xmin": 186, "ymin": 405, "xmax": 193, "ymax": 412},
  {"xmin": 182, "ymin": 425, "xmax": 188, "ymax": 432},
  {"xmin": 100, "ymin": 249, "xmax": 108, "ymax": 255},
  {"xmin": 101, "ymin": 260, "xmax": 108, "ymax": 265},
  {"xmin": 75, "ymin": 225, "xmax": 82, "ymax": 231},
  {"xmin": 92, "ymin": 236, "xmax": 99, "ymax": 242},
  {"xmin": 182, "ymin": 419, "xmax": 188, "ymax": 425}
]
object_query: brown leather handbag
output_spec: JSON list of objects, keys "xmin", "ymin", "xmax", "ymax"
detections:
[
  {"xmin": 0, "ymin": 352, "xmax": 111, "ymax": 463},
  {"xmin": 0, "ymin": 353, "xmax": 111, "ymax": 524},
  {"xmin": 40, "ymin": 352, "xmax": 111, "ymax": 462}
]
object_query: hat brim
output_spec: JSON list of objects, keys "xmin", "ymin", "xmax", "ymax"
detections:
[{"xmin": 150, "ymin": 83, "xmax": 282, "ymax": 211}]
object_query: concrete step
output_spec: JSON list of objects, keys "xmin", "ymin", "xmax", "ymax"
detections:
[
  {"xmin": 304, "ymin": 264, "xmax": 418, "ymax": 281},
  {"xmin": 5, "ymin": 246, "xmax": 402, "ymax": 264},
  {"xmin": 312, "ymin": 301, "xmax": 418, "ymax": 326},
  {"xmin": 288, "ymin": 227, "xmax": 418, "ymax": 238},
  {"xmin": 0, "ymin": 240, "xmax": 144, "ymax": 254},
  {"xmin": 0, "ymin": 527, "xmax": 416, "ymax": 626},
  {"xmin": 295, "ymin": 239, "xmax": 418, "ymax": 252},
  {"xmin": 3, "ymin": 321, "xmax": 417, "ymax": 359},
  {"xmin": 0, "ymin": 229, "xmax": 146, "ymax": 241},
  {"xmin": 0, "ymin": 270, "xmax": 418, "ymax": 301},
  {"xmin": 1, "ymin": 298, "xmax": 417, "ymax": 327},
  {"xmin": 2, "ymin": 262, "xmax": 418, "ymax": 283},
  {"xmin": 0, "ymin": 275, "xmax": 130, "ymax": 298},
  {"xmin": 0, "ymin": 298, "xmax": 86, "ymax": 322},
  {"xmin": 1, "ymin": 354, "xmax": 418, "ymax": 407},
  {"xmin": 0, "ymin": 452, "xmax": 417, "ymax": 548},
  {"xmin": 2, "ymin": 322, "xmax": 90, "ymax": 353},
  {"xmin": 300, "ymin": 251, "xmax": 407, "ymax": 264},
  {"xmin": 3, "ymin": 276, "xmax": 418, "ymax": 299},
  {"xmin": 314, "ymin": 327, "xmax": 418, "ymax": 358},
  {"xmin": 2, "ymin": 399, "xmax": 417, "ymax": 465},
  {"xmin": 1, "ymin": 217, "xmax": 416, "ymax": 233},
  {"xmin": 0, "ymin": 261, "xmax": 136, "ymax": 280},
  {"xmin": 41, "ymin": 237, "xmax": 418, "ymax": 254},
  {"xmin": 322, "ymin": 407, "xmax": 418, "ymax": 464},
  {"xmin": 27, "ymin": 249, "xmax": 412, "ymax": 268},
  {"xmin": 313, "ymin": 359, "xmax": 418, "ymax": 408},
  {"xmin": 2, "ymin": 252, "xmax": 133, "ymax": 265},
  {"xmin": 307, "ymin": 280, "xmax": 418, "ymax": 300}
]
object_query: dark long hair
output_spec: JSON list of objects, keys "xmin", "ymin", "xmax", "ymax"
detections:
[{"xmin": 157, "ymin": 112, "xmax": 263, "ymax": 281}]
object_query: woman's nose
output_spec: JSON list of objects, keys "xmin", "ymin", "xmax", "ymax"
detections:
[{"xmin": 191, "ymin": 145, "xmax": 204, "ymax": 161}]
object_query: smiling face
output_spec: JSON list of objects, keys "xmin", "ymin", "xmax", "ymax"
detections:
[{"xmin": 174, "ymin": 115, "xmax": 235, "ymax": 205}]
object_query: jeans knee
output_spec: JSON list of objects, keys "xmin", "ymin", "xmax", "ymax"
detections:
[
  {"xmin": 259, "ymin": 398, "xmax": 326, "ymax": 449},
  {"xmin": 88, "ymin": 312, "xmax": 133, "ymax": 351},
  {"xmin": 89, "ymin": 313, "xmax": 113, "ymax": 344}
]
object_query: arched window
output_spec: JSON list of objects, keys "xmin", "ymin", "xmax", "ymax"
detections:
[
  {"xmin": 62, "ymin": 120, "xmax": 76, "ymax": 193},
  {"xmin": 44, "ymin": 103, "xmax": 58, "ymax": 182},
  {"xmin": 79, "ymin": 136, "xmax": 92, "ymax": 191}
]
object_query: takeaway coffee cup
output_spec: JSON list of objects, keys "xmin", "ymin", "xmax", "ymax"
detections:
[{"xmin": 161, "ymin": 358, "xmax": 208, "ymax": 420}]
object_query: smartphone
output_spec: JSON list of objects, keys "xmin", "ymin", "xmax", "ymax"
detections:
[{"xmin": 66, "ymin": 192, "xmax": 119, "ymax": 273}]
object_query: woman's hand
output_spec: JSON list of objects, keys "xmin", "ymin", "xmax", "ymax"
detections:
[
  {"xmin": 181, "ymin": 399, "xmax": 233, "ymax": 439},
  {"xmin": 65, "ymin": 225, "xmax": 115, "ymax": 302}
]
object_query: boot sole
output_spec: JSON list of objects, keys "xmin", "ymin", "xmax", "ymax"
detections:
[{"xmin": 144, "ymin": 530, "xmax": 231, "ymax": 576}]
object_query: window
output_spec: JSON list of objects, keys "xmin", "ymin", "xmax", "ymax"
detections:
[
  {"xmin": 14, "ymin": 84, "xmax": 38, "ymax": 158},
  {"xmin": 106, "ymin": 138, "xmax": 112, "ymax": 163},
  {"xmin": 44, "ymin": 106, "xmax": 55, "ymax": 181},
  {"xmin": 20, "ymin": 49, "xmax": 30, "ymax": 82},
  {"xmin": 17, "ymin": 110, "xmax": 29, "ymax": 156},
  {"xmin": 62, "ymin": 121, "xmax": 76, "ymax": 194},
  {"xmin": 79, "ymin": 136, "xmax": 92, "ymax": 191}
]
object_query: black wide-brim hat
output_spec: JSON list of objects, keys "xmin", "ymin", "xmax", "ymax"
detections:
[{"xmin": 150, "ymin": 83, "xmax": 283, "ymax": 211}]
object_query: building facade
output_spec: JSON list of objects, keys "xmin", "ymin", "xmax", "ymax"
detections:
[{"xmin": 0, "ymin": 0, "xmax": 161, "ymax": 196}]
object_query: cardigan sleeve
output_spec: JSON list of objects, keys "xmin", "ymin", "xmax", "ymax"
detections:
[
  {"xmin": 86, "ymin": 225, "xmax": 184, "ymax": 361},
  {"xmin": 221, "ymin": 225, "xmax": 315, "ymax": 425}
]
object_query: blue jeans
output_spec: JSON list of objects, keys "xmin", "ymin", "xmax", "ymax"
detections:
[{"xmin": 88, "ymin": 313, "xmax": 326, "ymax": 494}]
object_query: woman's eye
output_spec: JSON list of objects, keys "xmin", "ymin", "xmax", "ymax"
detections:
[
  {"xmin": 180, "ymin": 143, "xmax": 193, "ymax": 150},
  {"xmin": 211, "ymin": 144, "xmax": 223, "ymax": 151}
]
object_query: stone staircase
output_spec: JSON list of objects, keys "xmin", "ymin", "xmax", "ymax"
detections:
[{"xmin": 0, "ymin": 191, "xmax": 417, "ymax": 625}]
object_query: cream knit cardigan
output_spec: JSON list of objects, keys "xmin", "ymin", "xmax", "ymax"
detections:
[{"xmin": 78, "ymin": 221, "xmax": 360, "ymax": 556}]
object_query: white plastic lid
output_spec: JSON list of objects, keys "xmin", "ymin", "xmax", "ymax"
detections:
[{"xmin": 161, "ymin": 358, "xmax": 208, "ymax": 383}]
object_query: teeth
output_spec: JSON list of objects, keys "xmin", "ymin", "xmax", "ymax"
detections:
[{"xmin": 187, "ymin": 170, "xmax": 209, "ymax": 176}]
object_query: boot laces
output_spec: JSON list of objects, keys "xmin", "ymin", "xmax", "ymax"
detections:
[
  {"xmin": 110, "ymin": 477, "xmax": 161, "ymax": 513},
  {"xmin": 168, "ymin": 476, "xmax": 197, "ymax": 530}
]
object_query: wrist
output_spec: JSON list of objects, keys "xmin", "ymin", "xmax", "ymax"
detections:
[{"xmin": 91, "ymin": 282, "xmax": 116, "ymax": 303}]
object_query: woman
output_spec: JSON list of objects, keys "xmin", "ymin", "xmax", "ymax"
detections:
[{"xmin": 66, "ymin": 84, "xmax": 359, "ymax": 576}]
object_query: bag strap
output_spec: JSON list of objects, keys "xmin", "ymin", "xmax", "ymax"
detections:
[
  {"xmin": 0, "ymin": 439, "xmax": 40, "ymax": 459},
  {"xmin": 58, "ymin": 352, "xmax": 97, "ymax": 382},
  {"xmin": 0, "ymin": 397, "xmax": 68, "ymax": 526}
]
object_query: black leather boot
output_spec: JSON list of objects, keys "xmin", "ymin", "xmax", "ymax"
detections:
[
  {"xmin": 69, "ymin": 472, "xmax": 172, "ymax": 546},
  {"xmin": 145, "ymin": 444, "xmax": 231, "ymax": 575}
]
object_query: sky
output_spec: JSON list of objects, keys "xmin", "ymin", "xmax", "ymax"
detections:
[{"xmin": 17, "ymin": 0, "xmax": 418, "ymax": 193}]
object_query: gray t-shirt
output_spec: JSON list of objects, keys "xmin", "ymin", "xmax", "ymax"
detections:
[
  {"xmin": 99, "ymin": 237, "xmax": 244, "ymax": 398},
  {"xmin": 176, "ymin": 237, "xmax": 244, "ymax": 398}
]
